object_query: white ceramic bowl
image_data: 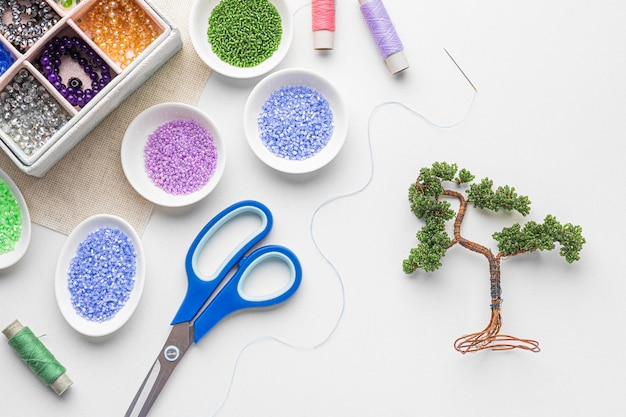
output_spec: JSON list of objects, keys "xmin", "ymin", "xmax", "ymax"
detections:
[
  {"xmin": 55, "ymin": 214, "xmax": 145, "ymax": 337},
  {"xmin": 243, "ymin": 68, "xmax": 348, "ymax": 174},
  {"xmin": 0, "ymin": 168, "xmax": 30, "ymax": 269},
  {"xmin": 189, "ymin": 0, "xmax": 293, "ymax": 79},
  {"xmin": 121, "ymin": 102, "xmax": 226, "ymax": 207}
]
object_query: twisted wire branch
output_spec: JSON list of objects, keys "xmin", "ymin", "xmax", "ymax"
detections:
[{"xmin": 441, "ymin": 189, "xmax": 540, "ymax": 353}]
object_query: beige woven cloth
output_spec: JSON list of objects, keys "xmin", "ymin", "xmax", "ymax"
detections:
[{"xmin": 0, "ymin": 1, "xmax": 211, "ymax": 236}]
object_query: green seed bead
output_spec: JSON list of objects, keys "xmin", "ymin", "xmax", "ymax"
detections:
[
  {"xmin": 207, "ymin": 0, "xmax": 282, "ymax": 68},
  {"xmin": 0, "ymin": 181, "xmax": 22, "ymax": 254}
]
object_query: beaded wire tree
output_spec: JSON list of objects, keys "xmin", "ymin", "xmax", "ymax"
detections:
[{"xmin": 403, "ymin": 162, "xmax": 585, "ymax": 353}]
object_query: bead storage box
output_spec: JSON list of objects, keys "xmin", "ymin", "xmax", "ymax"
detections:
[{"xmin": 0, "ymin": 0, "xmax": 182, "ymax": 177}]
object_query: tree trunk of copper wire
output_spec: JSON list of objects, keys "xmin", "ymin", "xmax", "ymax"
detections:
[{"xmin": 444, "ymin": 190, "xmax": 540, "ymax": 354}]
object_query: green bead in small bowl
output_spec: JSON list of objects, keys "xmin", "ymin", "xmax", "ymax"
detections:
[
  {"xmin": 0, "ymin": 168, "xmax": 31, "ymax": 269},
  {"xmin": 189, "ymin": 0, "xmax": 294, "ymax": 79}
]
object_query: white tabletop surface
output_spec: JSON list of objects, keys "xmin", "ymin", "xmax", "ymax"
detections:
[{"xmin": 1, "ymin": 0, "xmax": 625, "ymax": 416}]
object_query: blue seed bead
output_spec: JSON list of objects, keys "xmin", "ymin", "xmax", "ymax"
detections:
[
  {"xmin": 257, "ymin": 85, "xmax": 334, "ymax": 161},
  {"xmin": 67, "ymin": 227, "xmax": 137, "ymax": 323},
  {"xmin": 0, "ymin": 43, "xmax": 15, "ymax": 77}
]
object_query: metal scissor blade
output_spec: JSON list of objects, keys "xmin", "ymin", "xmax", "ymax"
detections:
[{"xmin": 124, "ymin": 323, "xmax": 193, "ymax": 417}]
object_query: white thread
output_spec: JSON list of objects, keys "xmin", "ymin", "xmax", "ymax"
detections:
[{"xmin": 207, "ymin": 46, "xmax": 477, "ymax": 416}]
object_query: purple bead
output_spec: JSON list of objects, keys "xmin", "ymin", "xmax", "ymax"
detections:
[
  {"xmin": 144, "ymin": 119, "xmax": 219, "ymax": 195},
  {"xmin": 37, "ymin": 35, "xmax": 113, "ymax": 108}
]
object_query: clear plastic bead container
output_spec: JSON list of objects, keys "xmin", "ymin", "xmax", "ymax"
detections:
[{"xmin": 0, "ymin": 0, "xmax": 181, "ymax": 176}]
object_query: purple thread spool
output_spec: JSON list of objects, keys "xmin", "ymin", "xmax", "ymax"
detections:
[{"xmin": 358, "ymin": 0, "xmax": 409, "ymax": 74}]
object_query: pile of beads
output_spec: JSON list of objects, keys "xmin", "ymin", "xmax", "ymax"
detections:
[
  {"xmin": 0, "ymin": 68, "xmax": 71, "ymax": 156},
  {"xmin": 258, "ymin": 85, "xmax": 334, "ymax": 160},
  {"xmin": 39, "ymin": 36, "xmax": 113, "ymax": 108},
  {"xmin": 67, "ymin": 226, "xmax": 137, "ymax": 323},
  {"xmin": 144, "ymin": 119, "xmax": 218, "ymax": 195},
  {"xmin": 77, "ymin": 0, "xmax": 161, "ymax": 69},
  {"xmin": 0, "ymin": 179, "xmax": 22, "ymax": 255},
  {"xmin": 207, "ymin": 0, "xmax": 282, "ymax": 68},
  {"xmin": 0, "ymin": 0, "xmax": 60, "ymax": 52},
  {"xmin": 0, "ymin": 42, "xmax": 15, "ymax": 77}
]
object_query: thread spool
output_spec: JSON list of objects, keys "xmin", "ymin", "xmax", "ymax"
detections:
[
  {"xmin": 3, "ymin": 319, "xmax": 72, "ymax": 395},
  {"xmin": 312, "ymin": 0, "xmax": 335, "ymax": 50},
  {"xmin": 358, "ymin": 0, "xmax": 409, "ymax": 74}
]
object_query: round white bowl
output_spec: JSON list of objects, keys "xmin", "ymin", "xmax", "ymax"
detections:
[
  {"xmin": 0, "ymin": 168, "xmax": 30, "ymax": 269},
  {"xmin": 243, "ymin": 68, "xmax": 348, "ymax": 174},
  {"xmin": 55, "ymin": 214, "xmax": 145, "ymax": 338},
  {"xmin": 121, "ymin": 102, "xmax": 226, "ymax": 207},
  {"xmin": 189, "ymin": 0, "xmax": 293, "ymax": 79}
]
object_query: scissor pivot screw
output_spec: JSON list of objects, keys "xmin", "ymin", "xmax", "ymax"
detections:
[{"xmin": 164, "ymin": 346, "xmax": 180, "ymax": 362}]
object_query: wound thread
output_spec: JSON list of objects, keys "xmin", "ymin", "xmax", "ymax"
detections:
[
  {"xmin": 359, "ymin": 0, "xmax": 408, "ymax": 74},
  {"xmin": 3, "ymin": 320, "xmax": 72, "ymax": 395},
  {"xmin": 312, "ymin": 0, "xmax": 335, "ymax": 31},
  {"xmin": 312, "ymin": 0, "xmax": 335, "ymax": 50}
]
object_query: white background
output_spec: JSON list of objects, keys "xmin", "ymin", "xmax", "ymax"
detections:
[{"xmin": 2, "ymin": 0, "xmax": 625, "ymax": 416}]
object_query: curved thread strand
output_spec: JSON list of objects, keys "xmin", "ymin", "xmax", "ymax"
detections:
[{"xmin": 209, "ymin": 51, "xmax": 477, "ymax": 416}]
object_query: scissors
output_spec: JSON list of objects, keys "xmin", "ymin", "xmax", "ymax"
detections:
[{"xmin": 124, "ymin": 200, "xmax": 302, "ymax": 417}]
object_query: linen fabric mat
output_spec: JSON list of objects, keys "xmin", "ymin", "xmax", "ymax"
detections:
[{"xmin": 0, "ymin": 1, "xmax": 211, "ymax": 236}]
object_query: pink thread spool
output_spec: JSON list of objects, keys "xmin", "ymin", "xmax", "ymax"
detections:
[
  {"xmin": 358, "ymin": 0, "xmax": 409, "ymax": 74},
  {"xmin": 312, "ymin": 0, "xmax": 335, "ymax": 50}
]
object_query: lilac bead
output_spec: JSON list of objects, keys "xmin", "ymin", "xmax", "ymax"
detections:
[{"xmin": 144, "ymin": 119, "xmax": 218, "ymax": 195}]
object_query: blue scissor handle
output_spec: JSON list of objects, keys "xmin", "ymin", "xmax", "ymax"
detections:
[
  {"xmin": 171, "ymin": 200, "xmax": 273, "ymax": 325},
  {"xmin": 193, "ymin": 244, "xmax": 302, "ymax": 343}
]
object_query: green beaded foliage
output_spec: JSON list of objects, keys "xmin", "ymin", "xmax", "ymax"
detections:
[
  {"xmin": 404, "ymin": 162, "xmax": 469, "ymax": 273},
  {"xmin": 403, "ymin": 162, "xmax": 585, "ymax": 274},
  {"xmin": 467, "ymin": 178, "xmax": 531, "ymax": 216},
  {"xmin": 493, "ymin": 215, "xmax": 585, "ymax": 263},
  {"xmin": 207, "ymin": 0, "xmax": 282, "ymax": 68}
]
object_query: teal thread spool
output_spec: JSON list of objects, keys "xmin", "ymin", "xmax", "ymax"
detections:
[{"xmin": 2, "ymin": 320, "xmax": 72, "ymax": 395}]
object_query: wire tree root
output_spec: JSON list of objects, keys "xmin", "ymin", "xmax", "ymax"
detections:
[{"xmin": 453, "ymin": 309, "xmax": 540, "ymax": 353}]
